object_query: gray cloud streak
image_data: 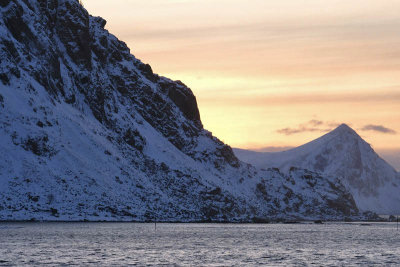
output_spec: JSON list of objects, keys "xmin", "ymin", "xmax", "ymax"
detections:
[
  {"xmin": 277, "ymin": 127, "xmax": 322, "ymax": 135},
  {"xmin": 276, "ymin": 120, "xmax": 339, "ymax": 135},
  {"xmin": 361, "ymin": 124, "xmax": 397, "ymax": 134}
]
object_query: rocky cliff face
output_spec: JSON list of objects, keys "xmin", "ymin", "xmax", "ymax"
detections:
[{"xmin": 0, "ymin": 0, "xmax": 368, "ymax": 221}]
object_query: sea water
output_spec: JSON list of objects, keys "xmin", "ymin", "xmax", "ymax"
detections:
[{"xmin": 0, "ymin": 222, "xmax": 399, "ymax": 266}]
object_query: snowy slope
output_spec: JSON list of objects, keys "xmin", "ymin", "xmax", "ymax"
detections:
[
  {"xmin": 234, "ymin": 124, "xmax": 400, "ymax": 214},
  {"xmin": 0, "ymin": 0, "xmax": 371, "ymax": 221}
]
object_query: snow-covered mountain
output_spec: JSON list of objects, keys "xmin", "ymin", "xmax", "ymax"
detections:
[
  {"xmin": 234, "ymin": 124, "xmax": 400, "ymax": 214},
  {"xmin": 0, "ymin": 0, "xmax": 371, "ymax": 221}
]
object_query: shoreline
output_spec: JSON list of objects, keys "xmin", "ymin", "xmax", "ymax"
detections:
[{"xmin": 0, "ymin": 219, "xmax": 394, "ymax": 224}]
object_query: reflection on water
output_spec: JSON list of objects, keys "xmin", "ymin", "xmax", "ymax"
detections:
[{"xmin": 0, "ymin": 222, "xmax": 399, "ymax": 266}]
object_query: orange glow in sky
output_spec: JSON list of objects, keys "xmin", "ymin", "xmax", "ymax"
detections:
[{"xmin": 83, "ymin": 0, "xmax": 400, "ymax": 155}]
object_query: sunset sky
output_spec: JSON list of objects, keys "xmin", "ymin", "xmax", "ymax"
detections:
[{"xmin": 84, "ymin": 0, "xmax": 400, "ymax": 169}]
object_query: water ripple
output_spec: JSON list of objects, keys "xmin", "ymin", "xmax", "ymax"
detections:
[{"xmin": 0, "ymin": 222, "xmax": 399, "ymax": 266}]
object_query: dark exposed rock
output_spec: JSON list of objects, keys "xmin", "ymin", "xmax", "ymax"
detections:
[
  {"xmin": 56, "ymin": 0, "xmax": 91, "ymax": 68},
  {"xmin": 207, "ymin": 187, "xmax": 222, "ymax": 195},
  {"xmin": 216, "ymin": 144, "xmax": 240, "ymax": 168},
  {"xmin": 256, "ymin": 183, "xmax": 269, "ymax": 201},
  {"xmin": 251, "ymin": 217, "xmax": 270, "ymax": 223},
  {"xmin": 92, "ymin": 16, "xmax": 107, "ymax": 28},
  {"xmin": 159, "ymin": 80, "xmax": 201, "ymax": 123},
  {"xmin": 36, "ymin": 121, "xmax": 44, "ymax": 128},
  {"xmin": 0, "ymin": 73, "xmax": 9, "ymax": 85},
  {"xmin": 65, "ymin": 94, "xmax": 76, "ymax": 104},
  {"xmin": 327, "ymin": 197, "xmax": 356, "ymax": 216},
  {"xmin": 4, "ymin": 3, "xmax": 35, "ymax": 48},
  {"xmin": 28, "ymin": 195, "xmax": 39, "ymax": 202},
  {"xmin": 137, "ymin": 62, "xmax": 157, "ymax": 82},
  {"xmin": 50, "ymin": 208, "xmax": 59, "ymax": 216},
  {"xmin": 2, "ymin": 40, "xmax": 20, "ymax": 61},
  {"xmin": 123, "ymin": 129, "xmax": 146, "ymax": 152},
  {"xmin": 0, "ymin": 0, "xmax": 11, "ymax": 8},
  {"xmin": 21, "ymin": 135, "xmax": 56, "ymax": 157},
  {"xmin": 362, "ymin": 211, "xmax": 383, "ymax": 221}
]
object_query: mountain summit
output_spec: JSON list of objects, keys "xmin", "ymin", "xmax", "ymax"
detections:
[{"xmin": 234, "ymin": 124, "xmax": 400, "ymax": 214}]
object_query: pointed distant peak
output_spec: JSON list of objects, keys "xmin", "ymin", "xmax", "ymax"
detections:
[
  {"xmin": 329, "ymin": 123, "xmax": 360, "ymax": 138},
  {"xmin": 336, "ymin": 123, "xmax": 352, "ymax": 131}
]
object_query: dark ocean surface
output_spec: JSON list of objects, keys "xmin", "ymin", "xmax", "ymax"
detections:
[{"xmin": 0, "ymin": 222, "xmax": 399, "ymax": 266}]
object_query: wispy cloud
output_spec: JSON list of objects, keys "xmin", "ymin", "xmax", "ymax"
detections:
[
  {"xmin": 276, "ymin": 120, "xmax": 340, "ymax": 135},
  {"xmin": 309, "ymin": 119, "xmax": 323, "ymax": 126},
  {"xmin": 361, "ymin": 124, "xmax": 397, "ymax": 134},
  {"xmin": 277, "ymin": 126, "xmax": 322, "ymax": 135},
  {"xmin": 251, "ymin": 146, "xmax": 295, "ymax": 152}
]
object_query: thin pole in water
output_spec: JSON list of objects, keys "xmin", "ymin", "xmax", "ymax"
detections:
[{"xmin": 154, "ymin": 211, "xmax": 157, "ymax": 231}]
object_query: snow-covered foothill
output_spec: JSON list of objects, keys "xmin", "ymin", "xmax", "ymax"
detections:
[{"xmin": 235, "ymin": 124, "xmax": 400, "ymax": 214}]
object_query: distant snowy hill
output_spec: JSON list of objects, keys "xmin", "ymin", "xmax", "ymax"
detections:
[
  {"xmin": 234, "ymin": 124, "xmax": 400, "ymax": 214},
  {"xmin": 0, "ymin": 0, "xmax": 372, "ymax": 221}
]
